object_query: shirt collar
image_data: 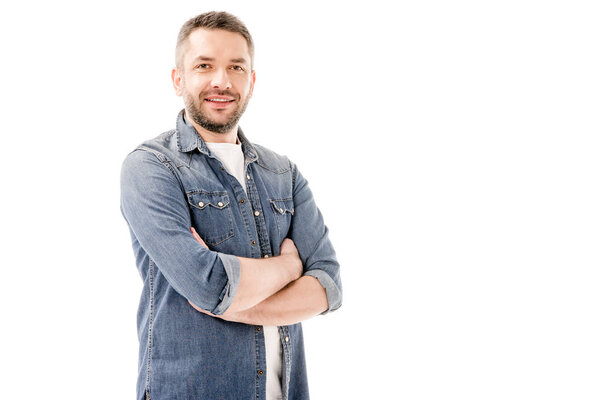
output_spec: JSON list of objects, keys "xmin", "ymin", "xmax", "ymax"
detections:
[{"xmin": 175, "ymin": 109, "xmax": 258, "ymax": 162}]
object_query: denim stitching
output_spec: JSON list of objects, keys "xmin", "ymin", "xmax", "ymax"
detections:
[
  {"xmin": 256, "ymin": 162, "xmax": 290, "ymax": 174},
  {"xmin": 145, "ymin": 259, "xmax": 155, "ymax": 398},
  {"xmin": 269, "ymin": 199, "xmax": 294, "ymax": 240},
  {"xmin": 185, "ymin": 191, "xmax": 235, "ymax": 245},
  {"xmin": 254, "ymin": 327, "xmax": 260, "ymax": 400},
  {"xmin": 137, "ymin": 146, "xmax": 186, "ymax": 195},
  {"xmin": 279, "ymin": 326, "xmax": 290, "ymax": 400},
  {"xmin": 174, "ymin": 152, "xmax": 193, "ymax": 168},
  {"xmin": 185, "ymin": 191, "xmax": 231, "ymax": 209}
]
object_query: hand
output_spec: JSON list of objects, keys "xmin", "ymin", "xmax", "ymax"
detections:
[
  {"xmin": 190, "ymin": 227, "xmax": 208, "ymax": 248},
  {"xmin": 189, "ymin": 301, "xmax": 215, "ymax": 316},
  {"xmin": 280, "ymin": 238, "xmax": 303, "ymax": 281}
]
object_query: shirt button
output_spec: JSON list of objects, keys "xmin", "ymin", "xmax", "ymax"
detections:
[
  {"xmin": 240, "ymin": 199, "xmax": 246, "ymax": 204},
  {"xmin": 254, "ymin": 210, "xmax": 260, "ymax": 216},
  {"xmin": 251, "ymin": 240, "xmax": 256, "ymax": 245},
  {"xmin": 279, "ymin": 208, "xmax": 284, "ymax": 213},
  {"xmin": 246, "ymin": 174, "xmax": 250, "ymax": 180},
  {"xmin": 217, "ymin": 201, "xmax": 224, "ymax": 207},
  {"xmin": 198, "ymin": 201, "xmax": 204, "ymax": 207},
  {"xmin": 256, "ymin": 326, "xmax": 261, "ymax": 332},
  {"xmin": 285, "ymin": 336, "xmax": 289, "ymax": 342},
  {"xmin": 263, "ymin": 255, "xmax": 269, "ymax": 258},
  {"xmin": 258, "ymin": 370, "xmax": 264, "ymax": 376}
]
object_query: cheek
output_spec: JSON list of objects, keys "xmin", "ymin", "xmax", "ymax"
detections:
[
  {"xmin": 235, "ymin": 78, "xmax": 253, "ymax": 97},
  {"xmin": 183, "ymin": 75, "xmax": 209, "ymax": 93}
]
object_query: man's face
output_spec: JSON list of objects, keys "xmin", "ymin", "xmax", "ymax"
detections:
[{"xmin": 173, "ymin": 28, "xmax": 255, "ymax": 134}]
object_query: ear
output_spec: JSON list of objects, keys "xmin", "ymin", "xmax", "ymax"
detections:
[
  {"xmin": 172, "ymin": 67, "xmax": 183, "ymax": 96},
  {"xmin": 249, "ymin": 70, "xmax": 256, "ymax": 97}
]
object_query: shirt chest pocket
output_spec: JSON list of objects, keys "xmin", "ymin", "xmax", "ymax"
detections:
[
  {"xmin": 186, "ymin": 191, "xmax": 234, "ymax": 246},
  {"xmin": 270, "ymin": 198, "xmax": 294, "ymax": 240}
]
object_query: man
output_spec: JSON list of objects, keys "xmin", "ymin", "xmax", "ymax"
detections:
[{"xmin": 120, "ymin": 11, "xmax": 342, "ymax": 400}]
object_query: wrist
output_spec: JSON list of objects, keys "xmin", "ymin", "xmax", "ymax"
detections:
[{"xmin": 223, "ymin": 305, "xmax": 261, "ymax": 325}]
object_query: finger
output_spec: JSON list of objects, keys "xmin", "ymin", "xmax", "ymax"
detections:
[
  {"xmin": 280, "ymin": 238, "xmax": 290, "ymax": 252},
  {"xmin": 188, "ymin": 300, "xmax": 216, "ymax": 316},
  {"xmin": 281, "ymin": 238, "xmax": 296, "ymax": 251},
  {"xmin": 190, "ymin": 227, "xmax": 201, "ymax": 241},
  {"xmin": 280, "ymin": 239, "xmax": 298, "ymax": 257},
  {"xmin": 190, "ymin": 227, "xmax": 208, "ymax": 248}
]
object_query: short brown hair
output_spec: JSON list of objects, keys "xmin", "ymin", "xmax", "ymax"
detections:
[{"xmin": 175, "ymin": 11, "xmax": 254, "ymax": 69}]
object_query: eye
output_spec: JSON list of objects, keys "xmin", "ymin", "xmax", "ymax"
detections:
[
  {"xmin": 195, "ymin": 64, "xmax": 211, "ymax": 70},
  {"xmin": 231, "ymin": 65, "xmax": 245, "ymax": 72}
]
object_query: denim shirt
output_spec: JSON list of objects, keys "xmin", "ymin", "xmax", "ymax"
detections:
[{"xmin": 120, "ymin": 110, "xmax": 342, "ymax": 400}]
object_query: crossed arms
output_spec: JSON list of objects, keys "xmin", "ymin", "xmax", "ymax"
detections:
[
  {"xmin": 120, "ymin": 149, "xmax": 342, "ymax": 326},
  {"xmin": 189, "ymin": 228, "xmax": 328, "ymax": 326}
]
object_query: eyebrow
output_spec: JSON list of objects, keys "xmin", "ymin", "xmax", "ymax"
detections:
[
  {"xmin": 192, "ymin": 56, "xmax": 215, "ymax": 62},
  {"xmin": 192, "ymin": 55, "xmax": 248, "ymax": 64}
]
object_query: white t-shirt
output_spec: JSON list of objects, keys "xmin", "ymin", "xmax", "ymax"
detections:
[{"xmin": 206, "ymin": 141, "xmax": 283, "ymax": 400}]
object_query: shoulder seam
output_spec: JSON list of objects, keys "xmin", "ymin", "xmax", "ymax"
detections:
[{"xmin": 131, "ymin": 146, "xmax": 184, "ymax": 191}]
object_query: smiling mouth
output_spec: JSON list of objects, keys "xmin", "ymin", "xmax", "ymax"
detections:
[
  {"xmin": 205, "ymin": 98, "xmax": 235, "ymax": 103},
  {"xmin": 204, "ymin": 97, "xmax": 235, "ymax": 111}
]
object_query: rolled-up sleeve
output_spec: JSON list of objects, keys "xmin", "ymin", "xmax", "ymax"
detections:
[
  {"xmin": 120, "ymin": 149, "xmax": 240, "ymax": 315},
  {"xmin": 290, "ymin": 163, "xmax": 343, "ymax": 314}
]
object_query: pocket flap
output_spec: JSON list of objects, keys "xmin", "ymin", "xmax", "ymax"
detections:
[
  {"xmin": 187, "ymin": 191, "xmax": 230, "ymax": 210},
  {"xmin": 270, "ymin": 198, "xmax": 294, "ymax": 215}
]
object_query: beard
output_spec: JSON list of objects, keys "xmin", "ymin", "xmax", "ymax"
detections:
[{"xmin": 183, "ymin": 89, "xmax": 250, "ymax": 134}]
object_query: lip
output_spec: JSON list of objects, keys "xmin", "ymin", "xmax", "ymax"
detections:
[
  {"xmin": 204, "ymin": 95, "xmax": 236, "ymax": 109},
  {"xmin": 205, "ymin": 95, "xmax": 235, "ymax": 101}
]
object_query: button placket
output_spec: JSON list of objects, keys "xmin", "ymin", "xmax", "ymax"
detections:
[
  {"xmin": 253, "ymin": 316, "xmax": 267, "ymax": 391},
  {"xmin": 244, "ymin": 170, "xmax": 272, "ymax": 258},
  {"xmin": 279, "ymin": 326, "xmax": 292, "ymax": 399}
]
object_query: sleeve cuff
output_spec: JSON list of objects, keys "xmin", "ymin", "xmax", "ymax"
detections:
[
  {"xmin": 211, "ymin": 253, "xmax": 241, "ymax": 315},
  {"xmin": 303, "ymin": 269, "xmax": 342, "ymax": 314}
]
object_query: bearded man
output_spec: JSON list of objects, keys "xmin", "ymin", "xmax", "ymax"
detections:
[{"xmin": 120, "ymin": 11, "xmax": 342, "ymax": 400}]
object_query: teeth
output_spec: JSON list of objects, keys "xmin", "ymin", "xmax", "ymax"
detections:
[{"xmin": 207, "ymin": 98, "xmax": 231, "ymax": 102}]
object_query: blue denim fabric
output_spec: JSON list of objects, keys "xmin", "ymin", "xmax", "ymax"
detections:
[{"xmin": 120, "ymin": 110, "xmax": 342, "ymax": 400}]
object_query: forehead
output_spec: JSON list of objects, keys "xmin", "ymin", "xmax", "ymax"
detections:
[{"xmin": 183, "ymin": 28, "xmax": 250, "ymax": 65}]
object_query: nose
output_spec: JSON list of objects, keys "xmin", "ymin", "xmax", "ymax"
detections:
[{"xmin": 210, "ymin": 68, "xmax": 232, "ymax": 90}]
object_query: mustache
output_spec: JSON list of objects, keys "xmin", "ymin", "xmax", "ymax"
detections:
[{"xmin": 201, "ymin": 90, "xmax": 238, "ymax": 99}]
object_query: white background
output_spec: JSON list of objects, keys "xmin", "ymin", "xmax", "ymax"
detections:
[{"xmin": 1, "ymin": 1, "xmax": 599, "ymax": 399}]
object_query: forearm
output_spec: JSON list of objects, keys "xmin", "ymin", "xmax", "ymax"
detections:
[
  {"xmin": 187, "ymin": 228, "xmax": 302, "ymax": 315},
  {"xmin": 223, "ymin": 276, "xmax": 328, "ymax": 326},
  {"xmin": 223, "ymin": 254, "xmax": 299, "ymax": 314}
]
